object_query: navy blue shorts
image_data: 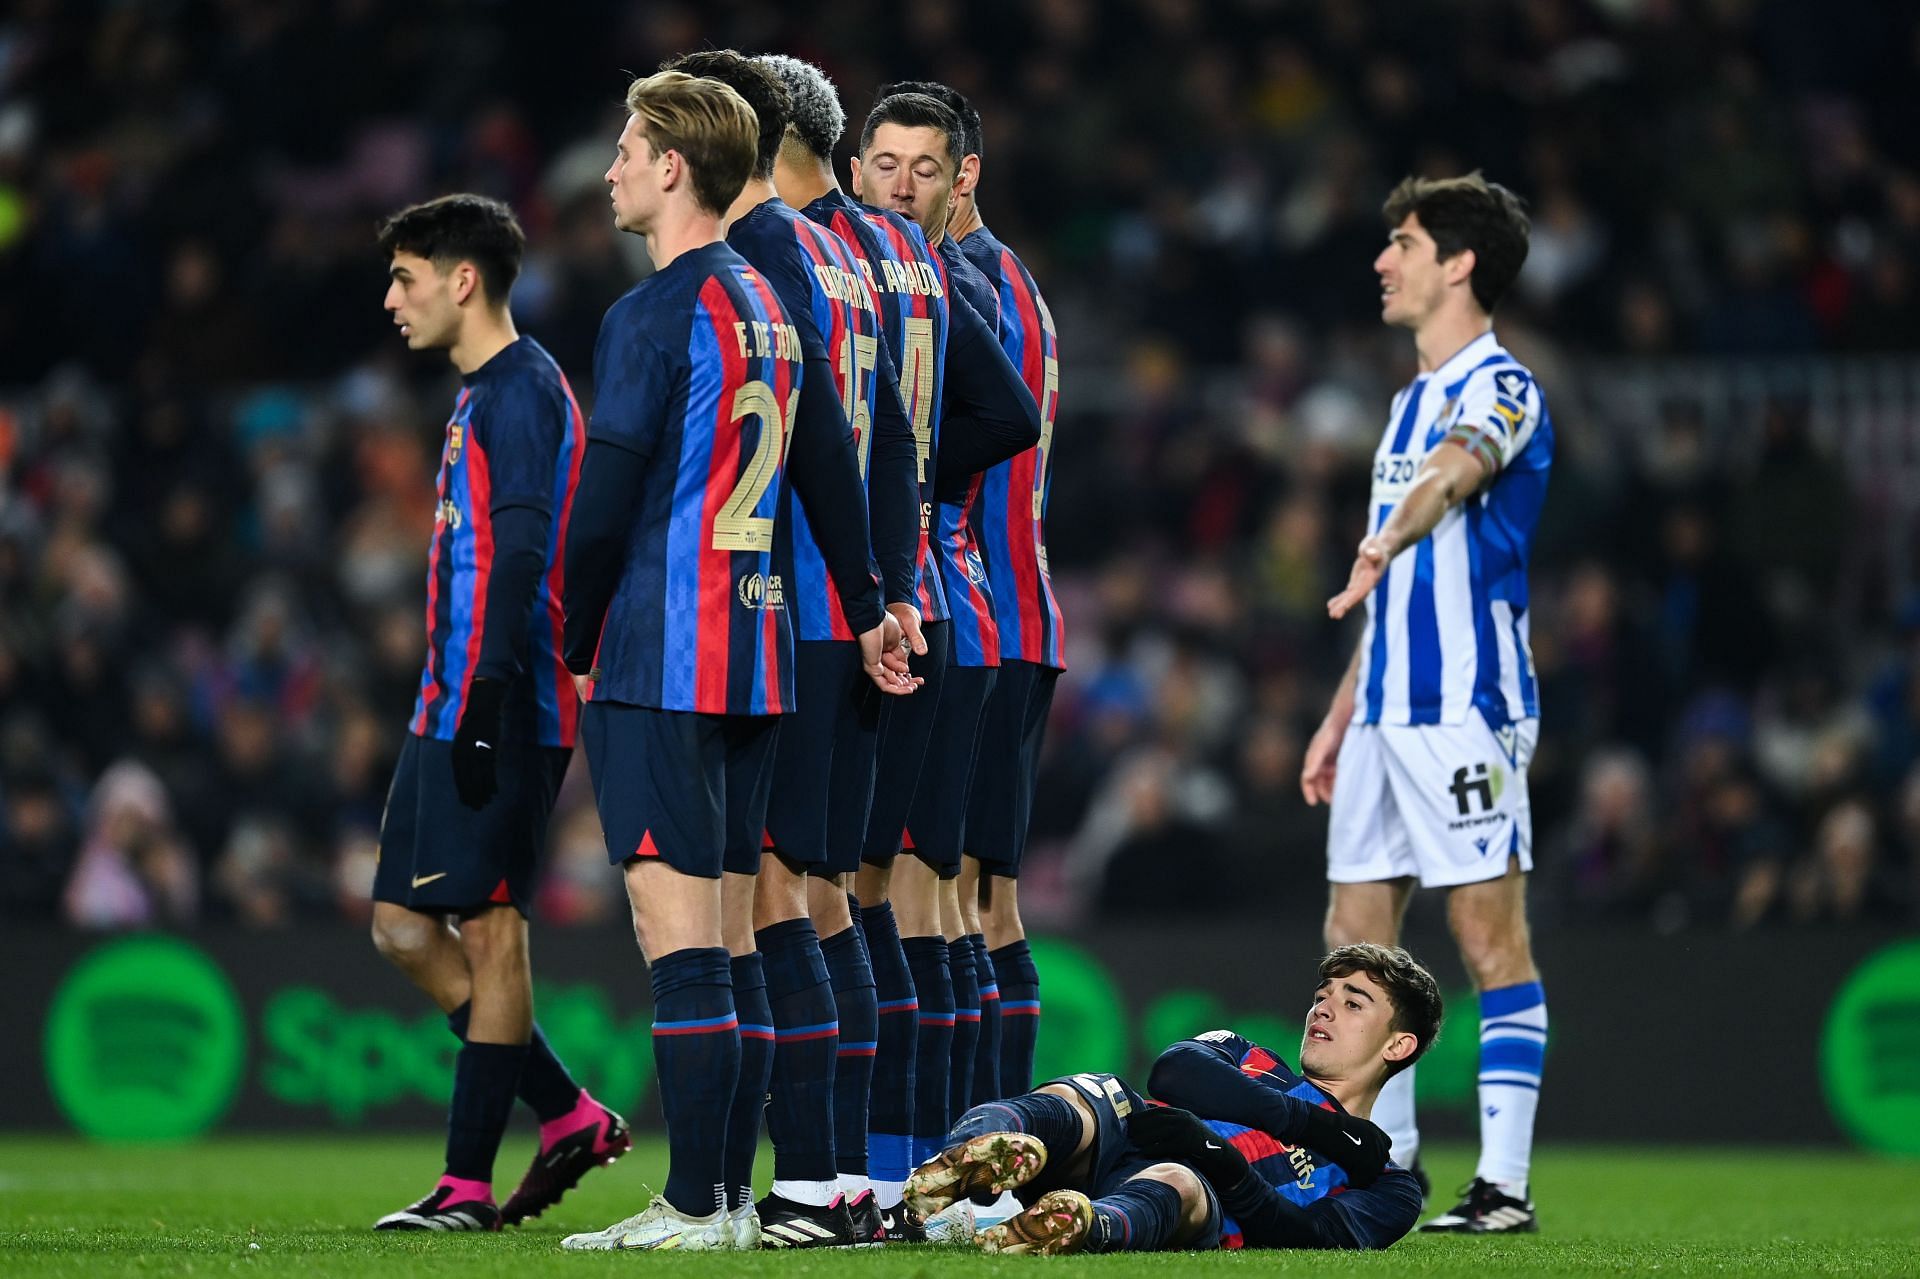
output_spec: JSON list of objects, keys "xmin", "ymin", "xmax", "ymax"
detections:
[
  {"xmin": 965, "ymin": 660, "xmax": 1059, "ymax": 878},
  {"xmin": 861, "ymin": 620, "xmax": 951, "ymax": 866},
  {"xmin": 581, "ymin": 701, "xmax": 780, "ymax": 879},
  {"xmin": 372, "ymin": 732, "xmax": 573, "ymax": 916},
  {"xmin": 1025, "ymin": 1074, "xmax": 1222, "ymax": 1249},
  {"xmin": 902, "ymin": 661, "xmax": 997, "ymax": 878},
  {"xmin": 765, "ymin": 640, "xmax": 881, "ymax": 873}
]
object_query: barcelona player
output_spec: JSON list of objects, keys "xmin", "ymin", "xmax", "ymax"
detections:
[
  {"xmin": 557, "ymin": 71, "xmax": 910, "ymax": 1253},
  {"xmin": 880, "ymin": 78, "xmax": 1061, "ymax": 1124},
  {"xmin": 904, "ymin": 944, "xmax": 1437, "ymax": 1254},
  {"xmin": 850, "ymin": 89, "xmax": 1040, "ymax": 1226},
  {"xmin": 657, "ymin": 49, "xmax": 919, "ymax": 1250},
  {"xmin": 367, "ymin": 194, "xmax": 623, "ymax": 1233}
]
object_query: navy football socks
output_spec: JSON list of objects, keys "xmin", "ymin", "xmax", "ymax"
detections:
[
  {"xmin": 1086, "ymin": 1176, "xmax": 1185, "ymax": 1252},
  {"xmin": 947, "ymin": 937, "xmax": 981, "ymax": 1131},
  {"xmin": 758, "ymin": 919, "xmax": 840, "ymax": 1184},
  {"xmin": 861, "ymin": 902, "xmax": 918, "ymax": 1193},
  {"xmin": 991, "ymin": 939, "xmax": 1041, "ymax": 1098},
  {"xmin": 948, "ymin": 1091, "xmax": 1084, "ymax": 1156},
  {"xmin": 901, "ymin": 934, "xmax": 954, "ymax": 1167},
  {"xmin": 726, "ymin": 952, "xmax": 774, "ymax": 1212},
  {"xmin": 444, "ymin": 1039, "xmax": 527, "ymax": 1185},
  {"xmin": 650, "ymin": 946, "xmax": 739, "ymax": 1218},
  {"xmin": 445, "ymin": 1002, "xmax": 584, "ymax": 1123},
  {"xmin": 970, "ymin": 934, "xmax": 1002, "ymax": 1107},
  {"xmin": 821, "ymin": 919, "xmax": 878, "ymax": 1181}
]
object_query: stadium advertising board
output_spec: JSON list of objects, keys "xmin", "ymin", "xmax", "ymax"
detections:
[{"xmin": 8, "ymin": 925, "xmax": 1915, "ymax": 1153}]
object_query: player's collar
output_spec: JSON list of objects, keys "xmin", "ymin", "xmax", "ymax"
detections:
[{"xmin": 1428, "ymin": 329, "xmax": 1502, "ymax": 383}]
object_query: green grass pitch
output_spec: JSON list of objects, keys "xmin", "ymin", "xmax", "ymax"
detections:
[{"xmin": 2, "ymin": 1136, "xmax": 1917, "ymax": 1276}]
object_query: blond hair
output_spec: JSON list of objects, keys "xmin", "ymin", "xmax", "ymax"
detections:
[{"xmin": 623, "ymin": 70, "xmax": 759, "ymax": 216}]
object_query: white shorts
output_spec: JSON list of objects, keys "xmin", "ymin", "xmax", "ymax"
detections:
[{"xmin": 1326, "ymin": 711, "xmax": 1538, "ymax": 889}]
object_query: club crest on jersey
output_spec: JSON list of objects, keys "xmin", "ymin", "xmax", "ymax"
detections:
[
  {"xmin": 447, "ymin": 423, "xmax": 463, "ymax": 463},
  {"xmin": 737, "ymin": 572, "xmax": 786, "ymax": 610}
]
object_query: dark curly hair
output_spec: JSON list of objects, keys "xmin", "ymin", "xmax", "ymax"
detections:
[{"xmin": 1319, "ymin": 943, "xmax": 1444, "ymax": 1078}]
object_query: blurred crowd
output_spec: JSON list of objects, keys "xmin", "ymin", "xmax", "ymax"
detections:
[{"xmin": 3, "ymin": 0, "xmax": 1919, "ymax": 932}]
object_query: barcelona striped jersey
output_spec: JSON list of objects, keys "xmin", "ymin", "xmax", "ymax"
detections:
[
  {"xmin": 803, "ymin": 192, "xmax": 954, "ymax": 626},
  {"xmin": 960, "ymin": 225, "xmax": 1066, "ymax": 671},
  {"xmin": 930, "ymin": 234, "xmax": 1002, "ymax": 668},
  {"xmin": 411, "ymin": 336, "xmax": 584, "ymax": 747},
  {"xmin": 728, "ymin": 197, "xmax": 886, "ymax": 642},
  {"xmin": 1155, "ymin": 1031, "xmax": 1418, "ymax": 1252},
  {"xmin": 1355, "ymin": 331, "xmax": 1552, "ymax": 729},
  {"xmin": 580, "ymin": 242, "xmax": 806, "ymax": 715}
]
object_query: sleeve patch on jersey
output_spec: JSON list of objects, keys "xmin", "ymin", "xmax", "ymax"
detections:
[
  {"xmin": 1494, "ymin": 370, "xmax": 1531, "ymax": 400},
  {"xmin": 1491, "ymin": 397, "xmax": 1525, "ymax": 431},
  {"xmin": 1443, "ymin": 424, "xmax": 1505, "ymax": 474}
]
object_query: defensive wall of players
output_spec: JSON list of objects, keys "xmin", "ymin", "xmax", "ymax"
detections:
[{"xmin": 11, "ymin": 923, "xmax": 1919, "ymax": 1156}]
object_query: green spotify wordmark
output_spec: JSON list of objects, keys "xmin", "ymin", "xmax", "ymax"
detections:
[
  {"xmin": 44, "ymin": 935, "xmax": 247, "ymax": 1142},
  {"xmin": 1823, "ymin": 939, "xmax": 1920, "ymax": 1158}
]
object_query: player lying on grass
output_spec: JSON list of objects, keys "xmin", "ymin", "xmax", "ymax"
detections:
[{"xmin": 903, "ymin": 943, "xmax": 1440, "ymax": 1254}]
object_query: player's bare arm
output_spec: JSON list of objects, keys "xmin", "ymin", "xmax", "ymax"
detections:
[
  {"xmin": 1326, "ymin": 442, "xmax": 1489, "ymax": 621},
  {"xmin": 1302, "ymin": 640, "xmax": 1363, "ymax": 806}
]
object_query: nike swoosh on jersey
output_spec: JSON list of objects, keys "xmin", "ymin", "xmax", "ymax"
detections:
[{"xmin": 412, "ymin": 872, "xmax": 449, "ymax": 887}]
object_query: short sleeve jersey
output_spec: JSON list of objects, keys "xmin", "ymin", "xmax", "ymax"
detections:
[{"xmin": 1355, "ymin": 331, "xmax": 1553, "ymax": 728}]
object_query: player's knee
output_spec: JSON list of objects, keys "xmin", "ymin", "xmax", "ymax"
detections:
[
  {"xmin": 1324, "ymin": 907, "xmax": 1376, "ymax": 950},
  {"xmin": 457, "ymin": 906, "xmax": 525, "ymax": 971},
  {"xmin": 1133, "ymin": 1163, "xmax": 1210, "ymax": 1227},
  {"xmin": 371, "ymin": 908, "xmax": 433, "ymax": 966}
]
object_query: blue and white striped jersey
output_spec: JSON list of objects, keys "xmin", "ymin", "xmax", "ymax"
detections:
[{"xmin": 1354, "ymin": 331, "xmax": 1552, "ymax": 729}]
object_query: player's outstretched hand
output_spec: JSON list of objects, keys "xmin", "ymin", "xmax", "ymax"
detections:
[
  {"xmin": 1327, "ymin": 536, "xmax": 1390, "ymax": 620},
  {"xmin": 888, "ymin": 601, "xmax": 928, "ymax": 657},
  {"xmin": 571, "ymin": 671, "xmax": 595, "ymax": 704},
  {"xmin": 1126, "ymin": 1105, "xmax": 1252, "ymax": 1191},
  {"xmin": 1297, "ymin": 1107, "xmax": 1392, "ymax": 1188},
  {"xmin": 1301, "ymin": 718, "xmax": 1343, "ymax": 806},
  {"xmin": 859, "ymin": 615, "xmax": 922, "ymax": 696},
  {"xmin": 452, "ymin": 677, "xmax": 506, "ymax": 811}
]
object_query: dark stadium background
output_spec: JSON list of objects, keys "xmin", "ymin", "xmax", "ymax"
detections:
[{"xmin": 2, "ymin": 0, "xmax": 1918, "ymax": 1155}]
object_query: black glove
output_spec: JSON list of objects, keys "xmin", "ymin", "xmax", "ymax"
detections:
[
  {"xmin": 451, "ymin": 678, "xmax": 507, "ymax": 810},
  {"xmin": 1126, "ymin": 1105, "xmax": 1253, "ymax": 1190},
  {"xmin": 1295, "ymin": 1105, "xmax": 1391, "ymax": 1188}
]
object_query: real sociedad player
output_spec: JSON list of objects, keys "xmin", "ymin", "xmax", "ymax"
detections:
[
  {"xmin": 658, "ymin": 49, "xmax": 920, "ymax": 1251},
  {"xmin": 558, "ymin": 71, "xmax": 912, "ymax": 1254},
  {"xmin": 1305, "ymin": 174, "xmax": 1550, "ymax": 1234},
  {"xmin": 882, "ymin": 79, "xmax": 1062, "ymax": 1125},
  {"xmin": 367, "ymin": 193, "xmax": 626, "ymax": 1234},
  {"xmin": 904, "ymin": 943, "xmax": 1437, "ymax": 1255},
  {"xmin": 849, "ymin": 90, "xmax": 1041, "ymax": 1229}
]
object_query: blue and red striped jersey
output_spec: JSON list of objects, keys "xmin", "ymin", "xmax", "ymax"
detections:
[
  {"xmin": 728, "ymin": 198, "xmax": 882, "ymax": 642},
  {"xmin": 1148, "ymin": 1031, "xmax": 1421, "ymax": 1251},
  {"xmin": 579, "ymin": 242, "xmax": 806, "ymax": 715},
  {"xmin": 411, "ymin": 336, "xmax": 584, "ymax": 748},
  {"xmin": 961, "ymin": 226, "xmax": 1066, "ymax": 670},
  {"xmin": 804, "ymin": 193, "xmax": 953, "ymax": 625},
  {"xmin": 930, "ymin": 235, "xmax": 1001, "ymax": 668}
]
